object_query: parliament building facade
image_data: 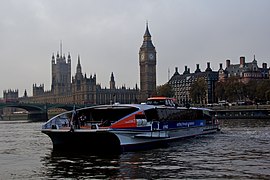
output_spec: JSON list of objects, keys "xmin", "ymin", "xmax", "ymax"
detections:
[{"xmin": 20, "ymin": 24, "xmax": 156, "ymax": 105}]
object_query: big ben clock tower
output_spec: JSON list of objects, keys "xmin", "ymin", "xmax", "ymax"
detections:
[{"xmin": 139, "ymin": 23, "xmax": 157, "ymax": 101}]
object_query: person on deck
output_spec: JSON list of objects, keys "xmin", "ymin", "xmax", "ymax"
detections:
[
  {"xmin": 79, "ymin": 114, "xmax": 86, "ymax": 126},
  {"xmin": 73, "ymin": 112, "xmax": 80, "ymax": 129}
]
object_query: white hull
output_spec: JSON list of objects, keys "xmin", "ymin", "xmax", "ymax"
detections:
[{"xmin": 111, "ymin": 125, "xmax": 219, "ymax": 151}]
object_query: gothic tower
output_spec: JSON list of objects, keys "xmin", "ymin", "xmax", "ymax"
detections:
[
  {"xmin": 75, "ymin": 55, "xmax": 83, "ymax": 80},
  {"xmin": 51, "ymin": 42, "xmax": 71, "ymax": 95},
  {"xmin": 110, "ymin": 72, "xmax": 116, "ymax": 89},
  {"xmin": 74, "ymin": 55, "xmax": 84, "ymax": 92},
  {"xmin": 139, "ymin": 23, "xmax": 157, "ymax": 101}
]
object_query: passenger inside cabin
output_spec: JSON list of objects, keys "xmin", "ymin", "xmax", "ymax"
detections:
[
  {"xmin": 73, "ymin": 112, "xmax": 80, "ymax": 129},
  {"xmin": 79, "ymin": 113, "xmax": 87, "ymax": 126},
  {"xmin": 66, "ymin": 113, "xmax": 73, "ymax": 127}
]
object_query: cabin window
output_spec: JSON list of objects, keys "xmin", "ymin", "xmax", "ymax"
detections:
[
  {"xmin": 139, "ymin": 108, "xmax": 213, "ymax": 122},
  {"xmin": 135, "ymin": 114, "xmax": 146, "ymax": 119},
  {"xmin": 144, "ymin": 108, "xmax": 159, "ymax": 121},
  {"xmin": 146, "ymin": 100, "xmax": 166, "ymax": 106},
  {"xmin": 145, "ymin": 108, "xmax": 212, "ymax": 121}
]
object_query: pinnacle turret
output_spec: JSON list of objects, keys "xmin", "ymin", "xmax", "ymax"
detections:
[
  {"xmin": 144, "ymin": 22, "xmax": 151, "ymax": 38},
  {"xmin": 76, "ymin": 55, "xmax": 82, "ymax": 74},
  {"xmin": 140, "ymin": 23, "xmax": 155, "ymax": 50}
]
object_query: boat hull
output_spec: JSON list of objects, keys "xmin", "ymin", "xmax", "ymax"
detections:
[
  {"xmin": 42, "ymin": 130, "xmax": 122, "ymax": 153},
  {"xmin": 42, "ymin": 125, "xmax": 219, "ymax": 153}
]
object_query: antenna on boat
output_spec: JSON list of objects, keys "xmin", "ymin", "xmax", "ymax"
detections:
[
  {"xmin": 168, "ymin": 68, "xmax": 170, "ymax": 81},
  {"xmin": 70, "ymin": 104, "xmax": 76, "ymax": 132}
]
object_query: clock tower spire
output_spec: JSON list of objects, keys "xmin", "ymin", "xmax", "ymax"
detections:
[{"xmin": 139, "ymin": 23, "xmax": 157, "ymax": 101}]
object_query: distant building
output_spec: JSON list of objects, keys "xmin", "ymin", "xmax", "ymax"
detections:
[
  {"xmin": 3, "ymin": 89, "xmax": 18, "ymax": 102},
  {"xmin": 169, "ymin": 56, "xmax": 270, "ymax": 105},
  {"xmin": 168, "ymin": 62, "xmax": 219, "ymax": 105},
  {"xmin": 51, "ymin": 51, "xmax": 72, "ymax": 95},
  {"xmin": 219, "ymin": 56, "xmax": 269, "ymax": 83},
  {"xmin": 2, "ymin": 89, "xmax": 19, "ymax": 114},
  {"xmin": 71, "ymin": 56, "xmax": 139, "ymax": 104},
  {"xmin": 21, "ymin": 52, "xmax": 139, "ymax": 105}
]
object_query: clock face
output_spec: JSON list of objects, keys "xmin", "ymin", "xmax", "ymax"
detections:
[
  {"xmin": 141, "ymin": 54, "xmax": 145, "ymax": 60},
  {"xmin": 149, "ymin": 53, "xmax": 154, "ymax": 60}
]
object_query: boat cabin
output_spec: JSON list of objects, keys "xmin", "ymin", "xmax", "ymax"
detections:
[{"xmin": 42, "ymin": 102, "xmax": 216, "ymax": 131}]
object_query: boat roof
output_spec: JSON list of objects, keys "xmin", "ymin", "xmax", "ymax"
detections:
[
  {"xmin": 77, "ymin": 103, "xmax": 156, "ymax": 112},
  {"xmin": 50, "ymin": 103, "xmax": 213, "ymax": 119}
]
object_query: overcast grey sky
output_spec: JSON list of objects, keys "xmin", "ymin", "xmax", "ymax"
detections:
[{"xmin": 1, "ymin": 0, "xmax": 270, "ymax": 97}]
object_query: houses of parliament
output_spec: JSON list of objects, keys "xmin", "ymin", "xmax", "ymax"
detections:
[{"xmin": 19, "ymin": 24, "xmax": 157, "ymax": 105}]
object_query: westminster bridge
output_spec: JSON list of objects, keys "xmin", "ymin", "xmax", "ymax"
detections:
[{"xmin": 0, "ymin": 102, "xmax": 90, "ymax": 121}]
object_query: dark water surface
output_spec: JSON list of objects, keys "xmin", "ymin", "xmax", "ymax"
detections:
[{"xmin": 0, "ymin": 119, "xmax": 270, "ymax": 179}]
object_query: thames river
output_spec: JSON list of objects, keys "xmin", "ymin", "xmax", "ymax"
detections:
[{"xmin": 0, "ymin": 119, "xmax": 270, "ymax": 179}]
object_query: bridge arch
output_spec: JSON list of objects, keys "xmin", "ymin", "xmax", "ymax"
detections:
[
  {"xmin": 0, "ymin": 103, "xmax": 91, "ymax": 121},
  {"xmin": 0, "ymin": 104, "xmax": 44, "ymax": 112},
  {"xmin": 0, "ymin": 103, "xmax": 46, "ymax": 121}
]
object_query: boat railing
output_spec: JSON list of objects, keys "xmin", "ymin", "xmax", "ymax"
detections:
[
  {"xmin": 150, "ymin": 121, "xmax": 161, "ymax": 131},
  {"xmin": 42, "ymin": 116, "xmax": 110, "ymax": 130},
  {"xmin": 145, "ymin": 121, "xmax": 170, "ymax": 138},
  {"xmin": 42, "ymin": 116, "xmax": 70, "ymax": 130}
]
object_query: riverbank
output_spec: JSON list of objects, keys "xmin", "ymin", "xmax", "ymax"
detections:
[
  {"xmin": 210, "ymin": 104, "xmax": 270, "ymax": 119},
  {"xmin": 1, "ymin": 113, "xmax": 28, "ymax": 121},
  {"xmin": 0, "ymin": 112, "xmax": 59, "ymax": 121}
]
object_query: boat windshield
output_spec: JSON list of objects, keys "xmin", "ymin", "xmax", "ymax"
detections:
[
  {"xmin": 76, "ymin": 106, "xmax": 139, "ymax": 123},
  {"xmin": 42, "ymin": 105, "xmax": 139, "ymax": 129}
]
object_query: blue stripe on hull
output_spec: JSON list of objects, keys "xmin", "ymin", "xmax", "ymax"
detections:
[{"xmin": 112, "ymin": 120, "xmax": 207, "ymax": 131}]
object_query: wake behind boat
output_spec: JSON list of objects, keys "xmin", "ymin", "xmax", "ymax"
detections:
[{"xmin": 41, "ymin": 97, "xmax": 220, "ymax": 153}]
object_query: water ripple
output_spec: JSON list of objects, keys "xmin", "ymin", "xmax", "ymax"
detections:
[{"xmin": 1, "ymin": 119, "xmax": 270, "ymax": 179}]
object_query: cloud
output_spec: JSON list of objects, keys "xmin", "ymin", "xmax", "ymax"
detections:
[{"xmin": 1, "ymin": 0, "xmax": 270, "ymax": 97}]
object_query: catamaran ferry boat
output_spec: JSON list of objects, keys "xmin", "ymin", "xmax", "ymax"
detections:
[{"xmin": 41, "ymin": 97, "xmax": 220, "ymax": 153}]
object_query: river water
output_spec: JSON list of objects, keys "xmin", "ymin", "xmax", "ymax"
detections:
[{"xmin": 0, "ymin": 119, "xmax": 270, "ymax": 179}]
